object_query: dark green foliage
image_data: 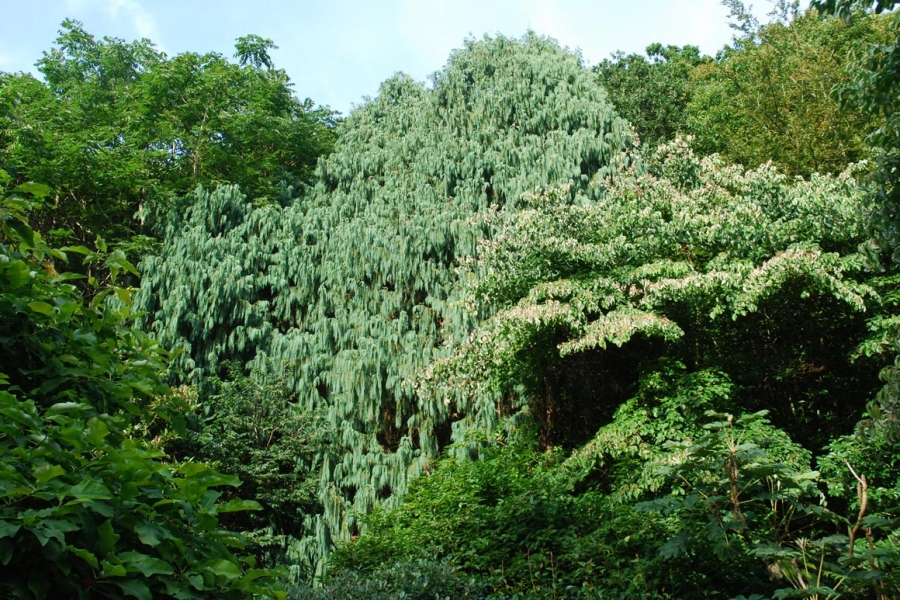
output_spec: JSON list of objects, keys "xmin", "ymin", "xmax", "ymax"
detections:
[
  {"xmin": 0, "ymin": 395, "xmax": 283, "ymax": 600},
  {"xmin": 5, "ymin": 5, "xmax": 899, "ymax": 595},
  {"xmin": 0, "ymin": 20, "xmax": 336, "ymax": 255},
  {"xmin": 813, "ymin": 0, "xmax": 900, "ymax": 438},
  {"xmin": 820, "ymin": 427, "xmax": 900, "ymax": 517},
  {"xmin": 137, "ymin": 33, "xmax": 634, "ymax": 570},
  {"xmin": 334, "ymin": 370, "xmax": 765, "ymax": 597},
  {"xmin": 638, "ymin": 410, "xmax": 899, "ymax": 598},
  {"xmin": 0, "ymin": 173, "xmax": 285, "ymax": 599},
  {"xmin": 288, "ymin": 559, "xmax": 484, "ymax": 600},
  {"xmin": 165, "ymin": 369, "xmax": 332, "ymax": 578},
  {"xmin": 332, "ymin": 427, "xmax": 773, "ymax": 598},
  {"xmin": 335, "ymin": 376, "xmax": 898, "ymax": 597},
  {"xmin": 328, "ymin": 438, "xmax": 609, "ymax": 598},
  {"xmin": 368, "ymin": 136, "xmax": 898, "ymax": 595},
  {"xmin": 595, "ymin": 43, "xmax": 708, "ymax": 149}
]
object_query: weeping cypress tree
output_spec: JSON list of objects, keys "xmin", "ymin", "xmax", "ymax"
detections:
[{"xmin": 137, "ymin": 32, "xmax": 633, "ymax": 574}]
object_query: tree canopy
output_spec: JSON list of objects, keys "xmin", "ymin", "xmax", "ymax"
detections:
[
  {"xmin": 685, "ymin": 5, "xmax": 888, "ymax": 175},
  {"xmin": 595, "ymin": 43, "xmax": 708, "ymax": 150},
  {"xmin": 0, "ymin": 20, "xmax": 336, "ymax": 255},
  {"xmin": 0, "ymin": 172, "xmax": 286, "ymax": 599}
]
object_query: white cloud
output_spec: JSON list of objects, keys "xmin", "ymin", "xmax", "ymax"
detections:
[
  {"xmin": 60, "ymin": 0, "xmax": 162, "ymax": 41},
  {"xmin": 106, "ymin": 0, "xmax": 160, "ymax": 39}
]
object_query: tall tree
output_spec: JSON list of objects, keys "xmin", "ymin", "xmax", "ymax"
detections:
[{"xmin": 136, "ymin": 33, "xmax": 634, "ymax": 573}]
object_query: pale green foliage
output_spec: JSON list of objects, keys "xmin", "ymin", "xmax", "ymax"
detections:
[
  {"xmin": 137, "ymin": 185, "xmax": 287, "ymax": 383},
  {"xmin": 137, "ymin": 33, "xmax": 633, "ymax": 573},
  {"xmin": 419, "ymin": 139, "xmax": 874, "ymax": 448}
]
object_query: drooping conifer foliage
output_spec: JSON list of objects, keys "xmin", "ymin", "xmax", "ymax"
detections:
[
  {"xmin": 9, "ymin": 5, "xmax": 897, "ymax": 595},
  {"xmin": 137, "ymin": 32, "xmax": 634, "ymax": 572}
]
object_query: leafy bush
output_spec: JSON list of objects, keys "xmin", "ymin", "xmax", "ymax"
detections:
[
  {"xmin": 331, "ymin": 430, "xmax": 769, "ymax": 598},
  {"xmin": 334, "ymin": 382, "xmax": 898, "ymax": 598},
  {"xmin": 0, "ymin": 172, "xmax": 285, "ymax": 599},
  {"xmin": 421, "ymin": 139, "xmax": 878, "ymax": 453}
]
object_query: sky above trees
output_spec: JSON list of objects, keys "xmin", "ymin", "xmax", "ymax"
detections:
[{"xmin": 1, "ymin": 0, "xmax": 804, "ymax": 115}]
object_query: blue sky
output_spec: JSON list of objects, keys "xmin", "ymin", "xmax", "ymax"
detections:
[{"xmin": 2, "ymin": 1, "xmax": 791, "ymax": 115}]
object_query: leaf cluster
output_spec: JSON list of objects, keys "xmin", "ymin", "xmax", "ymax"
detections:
[
  {"xmin": 595, "ymin": 44, "xmax": 709, "ymax": 149},
  {"xmin": 136, "ymin": 33, "xmax": 635, "ymax": 570},
  {"xmin": 162, "ymin": 370, "xmax": 333, "ymax": 577},
  {"xmin": 685, "ymin": 6, "xmax": 889, "ymax": 176}
]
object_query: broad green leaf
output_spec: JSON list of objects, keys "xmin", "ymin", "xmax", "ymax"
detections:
[
  {"xmin": 85, "ymin": 417, "xmax": 109, "ymax": 445},
  {"xmin": 69, "ymin": 479, "xmax": 113, "ymax": 500},
  {"xmin": 0, "ymin": 539, "xmax": 12, "ymax": 565},
  {"xmin": 59, "ymin": 245, "xmax": 93, "ymax": 256},
  {"xmin": 101, "ymin": 560, "xmax": 127, "ymax": 577},
  {"xmin": 115, "ymin": 579, "xmax": 152, "ymax": 600},
  {"xmin": 32, "ymin": 518, "xmax": 79, "ymax": 546},
  {"xmin": 12, "ymin": 182, "xmax": 51, "ymax": 198},
  {"xmin": 98, "ymin": 519, "xmax": 120, "ymax": 555},
  {"xmin": 201, "ymin": 558, "xmax": 243, "ymax": 579},
  {"xmin": 46, "ymin": 401, "xmax": 87, "ymax": 414},
  {"xmin": 0, "ymin": 521, "xmax": 21, "ymax": 540},
  {"xmin": 658, "ymin": 531, "xmax": 688, "ymax": 558},
  {"xmin": 135, "ymin": 522, "xmax": 168, "ymax": 547},
  {"xmin": 33, "ymin": 464, "xmax": 65, "ymax": 485},
  {"xmin": 68, "ymin": 546, "xmax": 99, "ymax": 568},
  {"xmin": 27, "ymin": 302, "xmax": 54, "ymax": 316},
  {"xmin": 120, "ymin": 550, "xmax": 174, "ymax": 576}
]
